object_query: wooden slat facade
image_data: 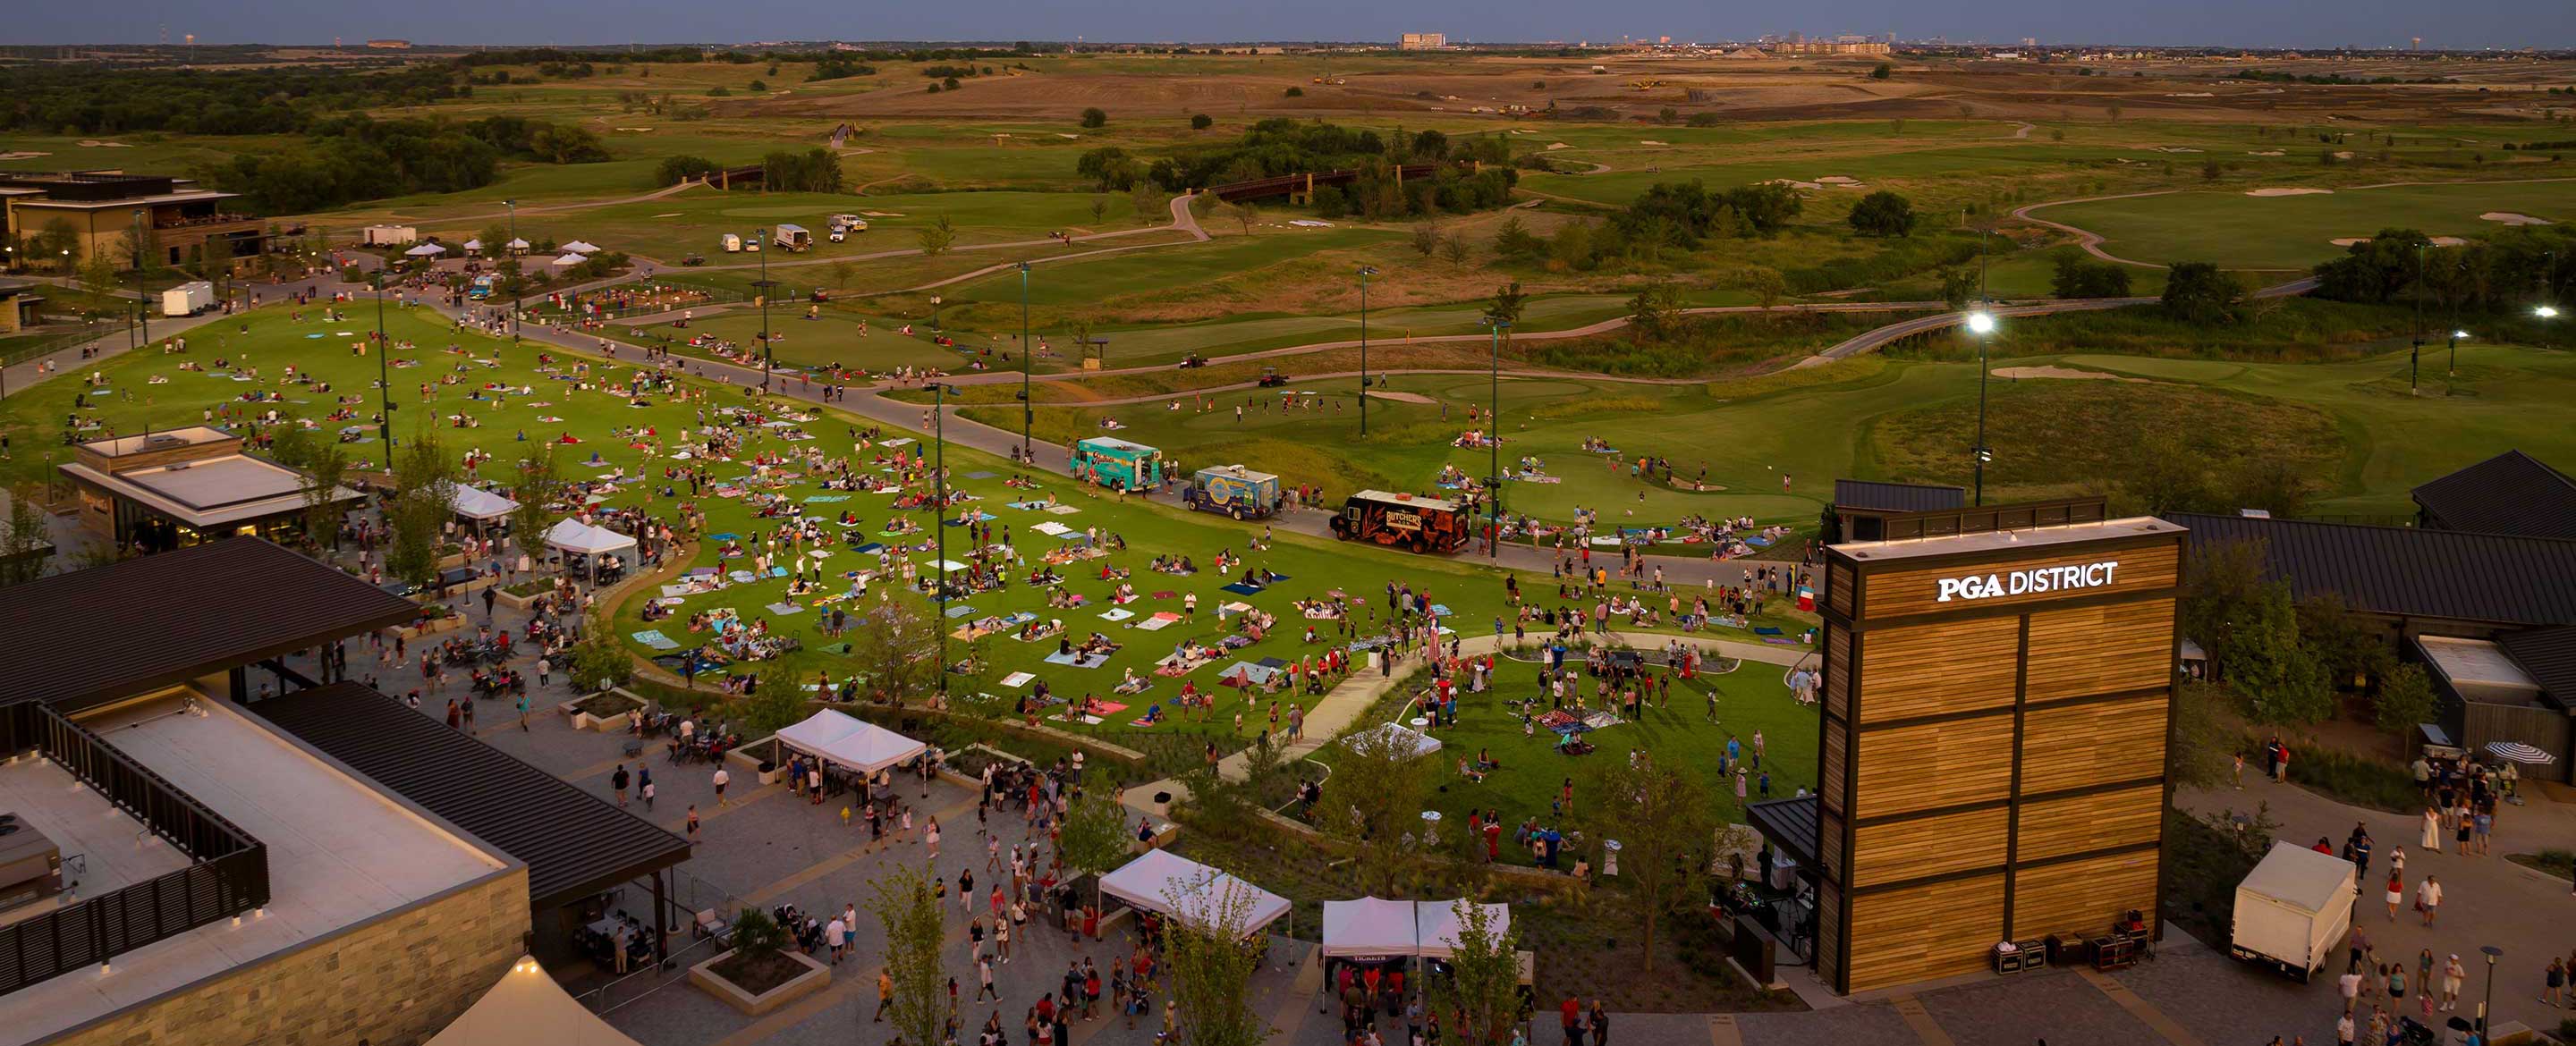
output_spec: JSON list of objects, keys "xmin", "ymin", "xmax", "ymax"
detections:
[
  {"xmin": 1811, "ymin": 517, "xmax": 2186, "ymax": 995},
  {"xmin": 1845, "ymin": 873, "xmax": 2007, "ymax": 991}
]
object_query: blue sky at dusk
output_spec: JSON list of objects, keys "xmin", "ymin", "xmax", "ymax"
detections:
[{"xmin": 3, "ymin": 0, "xmax": 2569, "ymax": 49}]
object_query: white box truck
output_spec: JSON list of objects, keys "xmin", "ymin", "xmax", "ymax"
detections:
[
  {"xmin": 161, "ymin": 281, "xmax": 216, "ymax": 317},
  {"xmin": 721, "ymin": 232, "xmax": 743, "ymax": 253},
  {"xmin": 2231, "ymin": 840, "xmax": 2355, "ymax": 982},
  {"xmin": 773, "ymin": 224, "xmax": 810, "ymax": 252}
]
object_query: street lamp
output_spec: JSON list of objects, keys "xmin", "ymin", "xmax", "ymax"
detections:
[
  {"xmin": 1966, "ymin": 308, "xmax": 1998, "ymax": 506},
  {"xmin": 132, "ymin": 209, "xmax": 149, "ymax": 352},
  {"xmin": 374, "ymin": 269, "xmax": 394, "ymax": 450},
  {"xmin": 2410, "ymin": 240, "xmax": 2427, "ymax": 395},
  {"xmin": 1486, "ymin": 319, "xmax": 1508, "ymax": 560},
  {"xmin": 2448, "ymin": 329, "xmax": 2469, "ymax": 378},
  {"xmin": 750, "ymin": 232, "xmax": 775, "ymax": 392},
  {"xmin": 504, "ymin": 200, "xmax": 520, "ymax": 343},
  {"xmin": 928, "ymin": 381, "xmax": 951, "ymax": 699},
  {"xmin": 1017, "ymin": 261, "xmax": 1032, "ymax": 464},
  {"xmin": 1358, "ymin": 265, "xmax": 1378, "ymax": 436},
  {"xmin": 2478, "ymin": 945, "xmax": 2501, "ymax": 1039},
  {"xmin": 2539, "ymin": 305, "xmax": 2562, "ymax": 319},
  {"xmin": 930, "ymin": 294, "xmax": 944, "ymax": 331}
]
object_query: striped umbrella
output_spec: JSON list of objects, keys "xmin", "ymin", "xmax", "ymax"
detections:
[{"xmin": 2484, "ymin": 741, "xmax": 2556, "ymax": 765}]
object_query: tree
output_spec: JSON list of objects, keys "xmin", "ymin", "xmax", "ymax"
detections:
[
  {"xmin": 1484, "ymin": 282, "xmax": 1528, "ymax": 332},
  {"xmin": 2372, "ymin": 663, "xmax": 2437, "ymax": 735},
  {"xmin": 1657, "ymin": 106, "xmax": 1679, "ymax": 125},
  {"xmin": 570, "ymin": 632, "xmax": 638, "ymax": 693},
  {"xmin": 301, "ymin": 440, "xmax": 350, "ymax": 551},
  {"xmin": 1318, "ymin": 724, "xmax": 1436, "ymax": 894},
  {"xmin": 385, "ymin": 427, "xmax": 457, "ymax": 592},
  {"xmin": 1890, "ymin": 117, "xmax": 1908, "ymax": 137},
  {"xmin": 1089, "ymin": 197, "xmax": 1109, "ymax": 225},
  {"xmin": 1579, "ymin": 757, "xmax": 1717, "ymax": 972},
  {"xmin": 1411, "ymin": 222, "xmax": 1441, "ymax": 256},
  {"xmin": 0, "ymin": 486, "xmax": 53, "ymax": 586},
  {"xmin": 1737, "ymin": 266, "xmax": 1788, "ymax": 310},
  {"xmin": 2201, "ymin": 158, "xmax": 2223, "ymax": 181},
  {"xmin": 1233, "ymin": 201, "xmax": 1258, "ymax": 236},
  {"xmin": 80, "ymin": 237, "xmax": 123, "ymax": 297},
  {"xmin": 1491, "ymin": 215, "xmax": 1543, "ymax": 261},
  {"xmin": 2106, "ymin": 102, "xmax": 2125, "ymax": 121},
  {"xmin": 1056, "ymin": 785, "xmax": 1131, "ymax": 910},
  {"xmin": 828, "ymin": 259, "xmax": 858, "ymax": 293},
  {"xmin": 1080, "ymin": 106, "xmax": 1107, "ymax": 129},
  {"xmin": 1869, "ymin": 63, "xmax": 1893, "ymax": 80},
  {"xmin": 1284, "ymin": 87, "xmax": 1305, "ymax": 97},
  {"xmin": 1439, "ymin": 232, "xmax": 1470, "ymax": 263},
  {"xmin": 1626, "ymin": 282, "xmax": 1685, "ymax": 342},
  {"xmin": 1160, "ymin": 867, "xmax": 1274, "ymax": 1046},
  {"xmin": 509, "ymin": 449, "xmax": 560, "ymax": 557},
  {"xmin": 2234, "ymin": 582, "xmax": 2332, "ymax": 724},
  {"xmin": 1130, "ymin": 184, "xmax": 1163, "ymax": 225},
  {"xmin": 2050, "ymin": 253, "xmax": 2133, "ymax": 299},
  {"xmin": 916, "ymin": 215, "xmax": 956, "ymax": 257},
  {"xmin": 1937, "ymin": 265, "xmax": 1979, "ymax": 309},
  {"xmin": 2160, "ymin": 261, "xmax": 2245, "ymax": 324},
  {"xmin": 850, "ymin": 598, "xmax": 943, "ymax": 705},
  {"xmin": 866, "ymin": 863, "xmax": 950, "ymax": 1046},
  {"xmin": 1846, "ymin": 190, "xmax": 1918, "ymax": 237},
  {"xmin": 1427, "ymin": 900, "xmax": 1523, "ymax": 1046},
  {"xmin": 1191, "ymin": 113, "xmax": 1214, "ymax": 131}
]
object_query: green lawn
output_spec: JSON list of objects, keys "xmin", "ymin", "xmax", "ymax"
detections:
[{"xmin": 2028, "ymin": 180, "xmax": 2576, "ymax": 270}]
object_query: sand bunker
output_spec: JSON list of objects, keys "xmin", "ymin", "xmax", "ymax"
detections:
[
  {"xmin": 76, "ymin": 140, "xmax": 131, "ymax": 148},
  {"xmin": 859, "ymin": 211, "xmax": 903, "ymax": 218},
  {"xmin": 0, "ymin": 151, "xmax": 50, "ymax": 161},
  {"xmin": 1638, "ymin": 140, "xmax": 1670, "ymax": 146},
  {"xmin": 2330, "ymin": 235, "xmax": 2465, "ymax": 248},
  {"xmin": 1766, "ymin": 179, "xmax": 1825, "ymax": 190},
  {"xmin": 1816, "ymin": 175, "xmax": 1864, "ymax": 186},
  {"xmin": 2481, "ymin": 212, "xmax": 2555, "ymax": 226},
  {"xmin": 2248, "ymin": 150, "xmax": 2287, "ymax": 156},
  {"xmin": 1364, "ymin": 391, "xmax": 1437, "ymax": 405},
  {"xmin": 2150, "ymin": 146, "xmax": 2204, "ymax": 154},
  {"xmin": 1546, "ymin": 142, "xmax": 1571, "ymax": 150},
  {"xmin": 1993, "ymin": 366, "xmax": 2144, "ymax": 383},
  {"xmin": 2246, "ymin": 187, "xmax": 2333, "ymax": 197},
  {"xmin": 652, "ymin": 213, "xmax": 683, "ymax": 218}
]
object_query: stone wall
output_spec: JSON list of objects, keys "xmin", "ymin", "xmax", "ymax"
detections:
[{"xmin": 41, "ymin": 866, "xmax": 530, "ymax": 1046}]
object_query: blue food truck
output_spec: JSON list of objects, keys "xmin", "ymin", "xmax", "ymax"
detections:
[
  {"xmin": 1073, "ymin": 437, "xmax": 1163, "ymax": 492},
  {"xmin": 1182, "ymin": 465, "xmax": 1282, "ymax": 519}
]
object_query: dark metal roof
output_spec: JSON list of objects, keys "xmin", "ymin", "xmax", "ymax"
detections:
[
  {"xmin": 1832, "ymin": 479, "xmax": 1967, "ymax": 513},
  {"xmin": 2411, "ymin": 451, "xmax": 2576, "ymax": 540},
  {"xmin": 1745, "ymin": 795, "xmax": 1821, "ymax": 870},
  {"xmin": 2172, "ymin": 513, "xmax": 2576, "ymax": 628},
  {"xmin": 0, "ymin": 537, "xmax": 419, "ymax": 712},
  {"xmin": 252, "ymin": 682, "xmax": 691, "ymax": 910},
  {"xmin": 2497, "ymin": 626, "xmax": 2576, "ymax": 706}
]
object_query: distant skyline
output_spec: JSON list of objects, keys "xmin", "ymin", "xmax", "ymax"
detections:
[{"xmin": 2, "ymin": 0, "xmax": 2570, "ymax": 51}]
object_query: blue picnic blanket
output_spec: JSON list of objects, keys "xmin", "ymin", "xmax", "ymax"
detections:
[
  {"xmin": 852, "ymin": 542, "xmax": 884, "ymax": 554},
  {"xmin": 1220, "ymin": 582, "xmax": 1266, "ymax": 596},
  {"xmin": 944, "ymin": 604, "xmax": 979, "ymax": 619},
  {"xmin": 631, "ymin": 629, "xmax": 681, "ymax": 650}
]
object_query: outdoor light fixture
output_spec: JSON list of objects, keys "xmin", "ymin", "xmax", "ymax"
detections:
[
  {"xmin": 1966, "ymin": 311, "xmax": 1997, "ymax": 334},
  {"xmin": 2538, "ymin": 305, "xmax": 2560, "ymax": 318}
]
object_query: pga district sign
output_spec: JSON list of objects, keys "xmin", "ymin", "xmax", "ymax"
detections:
[{"xmin": 1935, "ymin": 561, "xmax": 2120, "ymax": 603}]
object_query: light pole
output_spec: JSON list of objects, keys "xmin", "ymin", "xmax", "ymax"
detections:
[
  {"xmin": 504, "ymin": 200, "xmax": 520, "ymax": 343},
  {"xmin": 928, "ymin": 381, "xmax": 950, "ymax": 699},
  {"xmin": 374, "ymin": 268, "xmax": 394, "ymax": 449},
  {"xmin": 930, "ymin": 294, "xmax": 944, "ymax": 332},
  {"xmin": 750, "ymin": 232, "xmax": 775, "ymax": 392},
  {"xmin": 2478, "ymin": 944, "xmax": 2501, "ymax": 1039},
  {"xmin": 132, "ymin": 209, "xmax": 149, "ymax": 352},
  {"xmin": 1487, "ymin": 320, "xmax": 1507, "ymax": 560},
  {"xmin": 2411, "ymin": 240, "xmax": 2426, "ymax": 394},
  {"xmin": 1358, "ymin": 265, "xmax": 1377, "ymax": 435},
  {"xmin": 1017, "ymin": 261, "xmax": 1032, "ymax": 463},
  {"xmin": 1966, "ymin": 308, "xmax": 1998, "ymax": 506}
]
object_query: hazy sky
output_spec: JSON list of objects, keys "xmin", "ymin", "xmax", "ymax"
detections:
[{"xmin": 4, "ymin": 0, "xmax": 2570, "ymax": 50}]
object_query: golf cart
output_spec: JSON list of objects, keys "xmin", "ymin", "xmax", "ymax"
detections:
[
  {"xmin": 1256, "ymin": 366, "xmax": 1289, "ymax": 388},
  {"xmin": 1177, "ymin": 353, "xmax": 1208, "ymax": 369},
  {"xmin": 680, "ymin": 253, "xmax": 706, "ymax": 266}
]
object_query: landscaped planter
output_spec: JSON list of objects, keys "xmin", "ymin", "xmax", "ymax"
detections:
[
  {"xmin": 401, "ymin": 612, "xmax": 465, "ymax": 639},
  {"xmin": 564, "ymin": 688, "xmax": 646, "ymax": 732},
  {"xmin": 494, "ymin": 582, "xmax": 554, "ymax": 611},
  {"xmin": 688, "ymin": 948, "xmax": 829, "ymax": 1016}
]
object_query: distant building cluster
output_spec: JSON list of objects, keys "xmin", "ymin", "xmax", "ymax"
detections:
[
  {"xmin": 1398, "ymin": 32, "xmax": 1447, "ymax": 51},
  {"xmin": 364, "ymin": 38, "xmax": 411, "ymax": 49},
  {"xmin": 1765, "ymin": 39, "xmax": 1893, "ymax": 56}
]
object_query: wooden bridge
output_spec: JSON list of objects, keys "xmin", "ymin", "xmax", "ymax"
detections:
[{"xmin": 701, "ymin": 164, "xmax": 766, "ymax": 190}]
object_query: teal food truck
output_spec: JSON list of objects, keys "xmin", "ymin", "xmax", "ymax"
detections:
[
  {"xmin": 1182, "ymin": 465, "xmax": 1281, "ymax": 519},
  {"xmin": 1073, "ymin": 437, "xmax": 1163, "ymax": 492}
]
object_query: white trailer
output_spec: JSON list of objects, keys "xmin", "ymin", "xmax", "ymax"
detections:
[
  {"xmin": 720, "ymin": 233, "xmax": 743, "ymax": 253},
  {"xmin": 2231, "ymin": 841, "xmax": 2355, "ymax": 982},
  {"xmin": 358, "ymin": 224, "xmax": 418, "ymax": 247},
  {"xmin": 773, "ymin": 224, "xmax": 811, "ymax": 252},
  {"xmin": 160, "ymin": 281, "xmax": 216, "ymax": 317}
]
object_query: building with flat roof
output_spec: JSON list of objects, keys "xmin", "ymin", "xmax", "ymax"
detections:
[
  {"xmin": 1399, "ymin": 32, "xmax": 1448, "ymax": 50},
  {"xmin": 0, "ymin": 539, "xmax": 692, "ymax": 1045},
  {"xmin": 58, "ymin": 426, "xmax": 360, "ymax": 552},
  {"xmin": 0, "ymin": 172, "xmax": 264, "ymax": 273},
  {"xmin": 0, "ymin": 277, "xmax": 42, "ymax": 334}
]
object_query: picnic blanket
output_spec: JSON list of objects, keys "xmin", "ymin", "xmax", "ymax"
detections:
[
  {"xmin": 803, "ymin": 494, "xmax": 851, "ymax": 503},
  {"xmin": 1000, "ymin": 671, "xmax": 1037, "ymax": 687},
  {"xmin": 1044, "ymin": 649, "xmax": 1114, "ymax": 668},
  {"xmin": 964, "ymin": 471, "xmax": 997, "ymax": 480},
  {"xmin": 1099, "ymin": 608, "xmax": 1136, "ymax": 622},
  {"xmin": 631, "ymin": 630, "xmax": 682, "ymax": 650},
  {"xmin": 1044, "ymin": 504, "xmax": 1080, "ymax": 515},
  {"xmin": 1220, "ymin": 582, "xmax": 1267, "ymax": 596},
  {"xmin": 764, "ymin": 603, "xmax": 807, "ymax": 616},
  {"xmin": 1752, "ymin": 626, "xmax": 1784, "ymax": 636},
  {"xmin": 1032, "ymin": 521, "xmax": 1074, "ymax": 536},
  {"xmin": 1218, "ymin": 662, "xmax": 1281, "ymax": 687},
  {"xmin": 944, "ymin": 604, "xmax": 979, "ymax": 619},
  {"xmin": 1136, "ymin": 612, "xmax": 1182, "ymax": 632}
]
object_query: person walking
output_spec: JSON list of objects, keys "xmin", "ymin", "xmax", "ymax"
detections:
[
  {"xmin": 686, "ymin": 804, "xmax": 700, "ymax": 840},
  {"xmin": 876, "ymin": 969, "xmax": 895, "ymax": 1021},
  {"xmin": 2442, "ymin": 954, "xmax": 2465, "ymax": 1012},
  {"xmin": 2385, "ymin": 867, "xmax": 2403, "ymax": 920},
  {"xmin": 612, "ymin": 763, "xmax": 631, "ymax": 806},
  {"xmin": 977, "ymin": 955, "xmax": 1000, "ymax": 1001},
  {"xmin": 2415, "ymin": 875, "xmax": 2443, "ymax": 926},
  {"xmin": 2545, "ymin": 957, "xmax": 2567, "ymax": 1009},
  {"xmin": 712, "ymin": 765, "xmax": 730, "ymax": 806},
  {"xmin": 639, "ymin": 766, "xmax": 656, "ymax": 810},
  {"xmin": 515, "ymin": 693, "xmax": 531, "ymax": 730}
]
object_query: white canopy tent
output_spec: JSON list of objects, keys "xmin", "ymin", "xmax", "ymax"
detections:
[
  {"xmin": 426, "ymin": 956, "xmax": 643, "ymax": 1046},
  {"xmin": 462, "ymin": 238, "xmax": 486, "ymax": 254},
  {"xmin": 1413, "ymin": 899, "xmax": 1510, "ymax": 960},
  {"xmin": 563, "ymin": 240, "xmax": 603, "ymax": 253},
  {"xmin": 772, "ymin": 709, "xmax": 927, "ymax": 774},
  {"xmin": 1343, "ymin": 721, "xmax": 1442, "ymax": 760},
  {"xmin": 551, "ymin": 253, "xmax": 589, "ymax": 267},
  {"xmin": 544, "ymin": 519, "xmax": 636, "ymax": 556},
  {"xmin": 449, "ymin": 485, "xmax": 520, "ymax": 522},
  {"xmin": 1320, "ymin": 897, "xmax": 1419, "ymax": 957},
  {"xmin": 506, "ymin": 237, "xmax": 531, "ymax": 252},
  {"xmin": 404, "ymin": 242, "xmax": 449, "ymax": 257},
  {"xmin": 1099, "ymin": 848, "xmax": 1291, "ymax": 936}
]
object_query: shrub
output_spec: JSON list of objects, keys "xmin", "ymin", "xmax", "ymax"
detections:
[
  {"xmin": 1846, "ymin": 190, "xmax": 1917, "ymax": 237},
  {"xmin": 1191, "ymin": 114, "xmax": 1213, "ymax": 130},
  {"xmin": 1080, "ymin": 107, "xmax": 1107, "ymax": 129},
  {"xmin": 655, "ymin": 154, "xmax": 720, "ymax": 185},
  {"xmin": 1284, "ymin": 87, "xmax": 1303, "ymax": 97}
]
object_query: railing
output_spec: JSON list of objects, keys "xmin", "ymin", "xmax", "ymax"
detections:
[
  {"xmin": 0, "ymin": 700, "xmax": 270, "ymax": 996},
  {"xmin": 154, "ymin": 213, "xmax": 260, "ymax": 231}
]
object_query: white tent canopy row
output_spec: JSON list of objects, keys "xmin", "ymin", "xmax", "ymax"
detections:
[
  {"xmin": 449, "ymin": 485, "xmax": 520, "ymax": 522},
  {"xmin": 1099, "ymin": 848, "xmax": 1292, "ymax": 936},
  {"xmin": 551, "ymin": 253, "xmax": 589, "ymax": 266},
  {"xmin": 1320, "ymin": 898, "xmax": 1509, "ymax": 958},
  {"xmin": 544, "ymin": 518, "xmax": 637, "ymax": 556},
  {"xmin": 563, "ymin": 240, "xmax": 603, "ymax": 253},
  {"xmin": 404, "ymin": 243, "xmax": 449, "ymax": 257},
  {"xmin": 773, "ymin": 709, "xmax": 926, "ymax": 774}
]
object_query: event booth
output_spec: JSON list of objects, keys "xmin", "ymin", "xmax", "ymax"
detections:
[
  {"xmin": 425, "ymin": 955, "xmax": 642, "ymax": 1046},
  {"xmin": 1316, "ymin": 898, "xmax": 1516, "ymax": 1014},
  {"xmin": 543, "ymin": 519, "xmax": 637, "ymax": 581},
  {"xmin": 772, "ymin": 709, "xmax": 927, "ymax": 774},
  {"xmin": 449, "ymin": 485, "xmax": 519, "ymax": 529},
  {"xmin": 1098, "ymin": 848, "xmax": 1292, "ymax": 937}
]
